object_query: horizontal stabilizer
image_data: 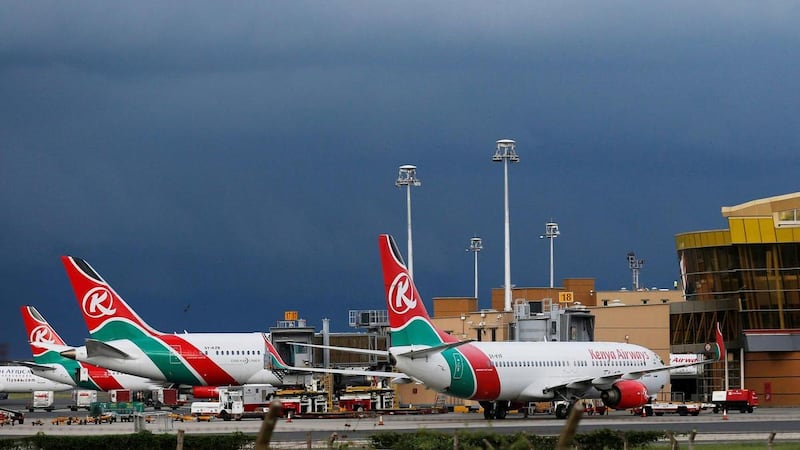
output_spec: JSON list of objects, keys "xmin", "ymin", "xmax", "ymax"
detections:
[
  {"xmin": 30, "ymin": 342, "xmax": 73, "ymax": 354},
  {"xmin": 396, "ymin": 339, "xmax": 474, "ymax": 359},
  {"xmin": 85, "ymin": 339, "xmax": 131, "ymax": 359},
  {"xmin": 14, "ymin": 361, "xmax": 56, "ymax": 371},
  {"xmin": 288, "ymin": 342, "xmax": 389, "ymax": 357}
]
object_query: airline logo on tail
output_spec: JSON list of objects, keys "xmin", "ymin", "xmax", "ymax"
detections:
[
  {"xmin": 29, "ymin": 326, "xmax": 57, "ymax": 346},
  {"xmin": 62, "ymin": 255, "xmax": 158, "ymax": 337},
  {"xmin": 22, "ymin": 306, "xmax": 68, "ymax": 352},
  {"xmin": 388, "ymin": 272, "xmax": 418, "ymax": 315},
  {"xmin": 83, "ymin": 287, "xmax": 117, "ymax": 318}
]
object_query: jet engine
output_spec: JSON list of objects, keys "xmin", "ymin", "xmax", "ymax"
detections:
[
  {"xmin": 600, "ymin": 380, "xmax": 649, "ymax": 409},
  {"xmin": 192, "ymin": 386, "xmax": 220, "ymax": 399}
]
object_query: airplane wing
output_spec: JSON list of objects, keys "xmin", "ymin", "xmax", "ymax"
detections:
[
  {"xmin": 288, "ymin": 342, "xmax": 389, "ymax": 357},
  {"xmin": 396, "ymin": 340, "xmax": 475, "ymax": 359},
  {"xmin": 543, "ymin": 322, "xmax": 726, "ymax": 396},
  {"xmin": 288, "ymin": 339, "xmax": 475, "ymax": 359},
  {"xmin": 281, "ymin": 365, "xmax": 415, "ymax": 384},
  {"xmin": 543, "ymin": 358, "xmax": 720, "ymax": 395}
]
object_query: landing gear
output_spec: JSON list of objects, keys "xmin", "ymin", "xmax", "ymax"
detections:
[
  {"xmin": 554, "ymin": 401, "xmax": 574, "ymax": 420},
  {"xmin": 494, "ymin": 401, "xmax": 509, "ymax": 419},
  {"xmin": 480, "ymin": 401, "xmax": 494, "ymax": 420},
  {"xmin": 479, "ymin": 401, "xmax": 510, "ymax": 420}
]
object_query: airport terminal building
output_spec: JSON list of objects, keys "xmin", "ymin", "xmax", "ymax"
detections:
[{"xmin": 675, "ymin": 192, "xmax": 800, "ymax": 407}]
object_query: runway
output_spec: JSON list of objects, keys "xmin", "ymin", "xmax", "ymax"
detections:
[{"xmin": 2, "ymin": 401, "xmax": 800, "ymax": 447}]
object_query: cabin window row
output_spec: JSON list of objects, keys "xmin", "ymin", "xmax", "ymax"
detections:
[
  {"xmin": 491, "ymin": 359, "xmax": 646, "ymax": 368},
  {"xmin": 205, "ymin": 350, "xmax": 262, "ymax": 356}
]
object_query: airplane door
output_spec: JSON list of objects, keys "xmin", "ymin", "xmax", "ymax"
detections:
[
  {"xmin": 170, "ymin": 345, "xmax": 181, "ymax": 364},
  {"xmin": 451, "ymin": 352, "xmax": 465, "ymax": 380}
]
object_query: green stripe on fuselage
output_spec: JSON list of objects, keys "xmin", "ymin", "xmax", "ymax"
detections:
[
  {"xmin": 391, "ymin": 318, "xmax": 477, "ymax": 398},
  {"xmin": 92, "ymin": 321, "xmax": 202, "ymax": 385},
  {"xmin": 33, "ymin": 351, "xmax": 100, "ymax": 390},
  {"xmin": 441, "ymin": 348, "xmax": 476, "ymax": 398}
]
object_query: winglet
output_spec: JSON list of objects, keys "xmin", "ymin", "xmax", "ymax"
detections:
[{"xmin": 715, "ymin": 322, "xmax": 725, "ymax": 362}]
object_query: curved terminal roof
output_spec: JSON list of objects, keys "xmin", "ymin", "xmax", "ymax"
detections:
[{"xmin": 676, "ymin": 192, "xmax": 800, "ymax": 250}]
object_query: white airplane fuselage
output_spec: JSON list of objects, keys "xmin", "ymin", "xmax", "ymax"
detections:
[
  {"xmin": 70, "ymin": 332, "xmax": 284, "ymax": 387},
  {"xmin": 392, "ymin": 340, "xmax": 668, "ymax": 403},
  {"xmin": 0, "ymin": 366, "xmax": 73, "ymax": 393}
]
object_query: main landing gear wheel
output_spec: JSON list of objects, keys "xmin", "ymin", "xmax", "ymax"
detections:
[
  {"xmin": 555, "ymin": 402, "xmax": 573, "ymax": 420},
  {"xmin": 493, "ymin": 401, "xmax": 509, "ymax": 420},
  {"xmin": 479, "ymin": 401, "xmax": 494, "ymax": 420}
]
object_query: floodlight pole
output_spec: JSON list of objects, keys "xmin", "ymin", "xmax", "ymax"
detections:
[
  {"xmin": 396, "ymin": 165, "xmax": 421, "ymax": 278},
  {"xmin": 627, "ymin": 251, "xmax": 644, "ymax": 290},
  {"xmin": 540, "ymin": 222, "xmax": 560, "ymax": 288},
  {"xmin": 493, "ymin": 139, "xmax": 519, "ymax": 312},
  {"xmin": 467, "ymin": 237, "xmax": 483, "ymax": 300}
]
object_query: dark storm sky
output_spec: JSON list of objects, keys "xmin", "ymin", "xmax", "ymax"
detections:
[{"xmin": 2, "ymin": 1, "xmax": 799, "ymax": 359}]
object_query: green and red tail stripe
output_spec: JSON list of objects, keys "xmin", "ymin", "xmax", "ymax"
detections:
[
  {"xmin": 378, "ymin": 234, "xmax": 501, "ymax": 400},
  {"xmin": 61, "ymin": 256, "xmax": 236, "ymax": 386},
  {"xmin": 21, "ymin": 305, "xmax": 121, "ymax": 390}
]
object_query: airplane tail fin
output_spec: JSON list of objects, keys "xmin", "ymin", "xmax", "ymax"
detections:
[
  {"xmin": 378, "ymin": 234, "xmax": 456, "ymax": 347},
  {"xmin": 715, "ymin": 322, "xmax": 725, "ymax": 361},
  {"xmin": 21, "ymin": 305, "xmax": 69, "ymax": 361},
  {"xmin": 61, "ymin": 256, "xmax": 161, "ymax": 340}
]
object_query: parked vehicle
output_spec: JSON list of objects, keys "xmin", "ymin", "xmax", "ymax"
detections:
[
  {"xmin": 0, "ymin": 407, "xmax": 25, "ymax": 425},
  {"xmin": 27, "ymin": 391, "xmax": 54, "ymax": 412},
  {"xmin": 70, "ymin": 390, "xmax": 97, "ymax": 411},
  {"xmin": 712, "ymin": 389, "xmax": 759, "ymax": 413}
]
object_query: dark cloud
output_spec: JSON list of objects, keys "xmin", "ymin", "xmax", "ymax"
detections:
[{"xmin": 2, "ymin": 1, "xmax": 800, "ymax": 359}]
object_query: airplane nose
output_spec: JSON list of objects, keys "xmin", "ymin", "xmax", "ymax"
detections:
[{"xmin": 60, "ymin": 349, "xmax": 77, "ymax": 360}]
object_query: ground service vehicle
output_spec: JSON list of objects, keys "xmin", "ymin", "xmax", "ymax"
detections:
[
  {"xmin": 28, "ymin": 390, "xmax": 54, "ymax": 412},
  {"xmin": 70, "ymin": 389, "xmax": 97, "ymax": 411},
  {"xmin": 272, "ymin": 388, "xmax": 328, "ymax": 417},
  {"xmin": 337, "ymin": 386, "xmax": 394, "ymax": 412},
  {"xmin": 646, "ymin": 401, "xmax": 702, "ymax": 416},
  {"xmin": 150, "ymin": 388, "xmax": 183, "ymax": 410},
  {"xmin": 0, "ymin": 407, "xmax": 25, "ymax": 425},
  {"xmin": 190, "ymin": 388, "xmax": 245, "ymax": 421},
  {"xmin": 109, "ymin": 389, "xmax": 131, "ymax": 403},
  {"xmin": 89, "ymin": 401, "xmax": 145, "ymax": 422},
  {"xmin": 712, "ymin": 389, "xmax": 759, "ymax": 413}
]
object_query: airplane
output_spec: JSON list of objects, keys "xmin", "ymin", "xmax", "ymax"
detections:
[
  {"xmin": 55, "ymin": 255, "xmax": 308, "ymax": 388},
  {"xmin": 0, "ymin": 365, "xmax": 73, "ymax": 394},
  {"xmin": 20, "ymin": 305, "xmax": 166, "ymax": 392},
  {"xmin": 375, "ymin": 234, "xmax": 724, "ymax": 419}
]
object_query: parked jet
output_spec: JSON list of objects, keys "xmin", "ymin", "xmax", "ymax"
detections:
[
  {"xmin": 376, "ymin": 234, "xmax": 724, "ymax": 419},
  {"xmin": 56, "ymin": 256, "xmax": 307, "ymax": 387},
  {"xmin": 20, "ymin": 305, "xmax": 166, "ymax": 392},
  {"xmin": 0, "ymin": 365, "xmax": 72, "ymax": 393}
]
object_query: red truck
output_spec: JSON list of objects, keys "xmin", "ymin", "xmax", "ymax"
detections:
[{"xmin": 712, "ymin": 389, "xmax": 758, "ymax": 413}]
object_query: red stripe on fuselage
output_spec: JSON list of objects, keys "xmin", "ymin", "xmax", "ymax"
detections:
[
  {"xmin": 158, "ymin": 335, "xmax": 237, "ymax": 386},
  {"xmin": 84, "ymin": 364, "xmax": 125, "ymax": 391},
  {"xmin": 458, "ymin": 344, "xmax": 501, "ymax": 401}
]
